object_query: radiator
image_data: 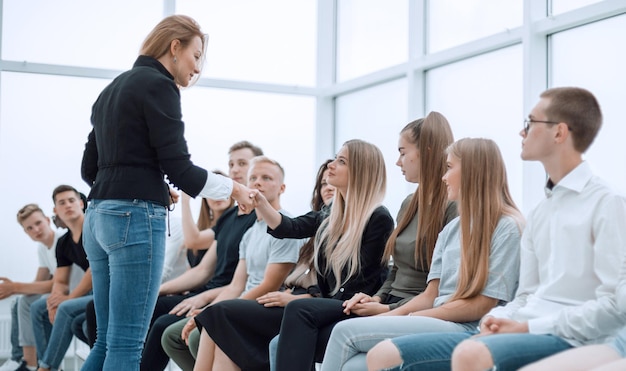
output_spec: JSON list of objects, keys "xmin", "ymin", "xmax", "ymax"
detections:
[{"xmin": 0, "ymin": 315, "xmax": 11, "ymax": 358}]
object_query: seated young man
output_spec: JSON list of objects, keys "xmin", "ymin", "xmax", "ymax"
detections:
[
  {"xmin": 0, "ymin": 205, "xmax": 64, "ymax": 371},
  {"xmin": 139, "ymin": 141, "xmax": 263, "ymax": 371},
  {"xmin": 161, "ymin": 156, "xmax": 304, "ymax": 371},
  {"xmin": 365, "ymin": 87, "xmax": 626, "ymax": 371},
  {"xmin": 30, "ymin": 185, "xmax": 93, "ymax": 371}
]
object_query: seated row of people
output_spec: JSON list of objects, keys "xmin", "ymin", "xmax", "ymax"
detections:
[
  {"xmin": 0, "ymin": 186, "xmax": 90, "ymax": 371},
  {"xmin": 7, "ymin": 86, "xmax": 624, "ymax": 371},
  {"xmin": 157, "ymin": 86, "xmax": 626, "ymax": 371}
]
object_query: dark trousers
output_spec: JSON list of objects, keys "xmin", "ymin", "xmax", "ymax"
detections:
[
  {"xmin": 140, "ymin": 294, "xmax": 194, "ymax": 371},
  {"xmin": 85, "ymin": 299, "xmax": 96, "ymax": 347},
  {"xmin": 276, "ymin": 298, "xmax": 356, "ymax": 371}
]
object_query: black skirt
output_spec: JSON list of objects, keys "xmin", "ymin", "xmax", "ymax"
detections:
[{"xmin": 195, "ymin": 299, "xmax": 285, "ymax": 371}]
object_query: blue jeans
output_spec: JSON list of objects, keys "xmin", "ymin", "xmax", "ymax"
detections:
[
  {"xmin": 609, "ymin": 326, "xmax": 626, "ymax": 357},
  {"xmin": 390, "ymin": 332, "xmax": 572, "ymax": 371},
  {"xmin": 269, "ymin": 335, "xmax": 279, "ymax": 371},
  {"xmin": 38, "ymin": 295, "xmax": 93, "ymax": 370},
  {"xmin": 30, "ymin": 295, "xmax": 53, "ymax": 362},
  {"xmin": 320, "ymin": 315, "xmax": 475, "ymax": 371},
  {"xmin": 10, "ymin": 298, "xmax": 23, "ymax": 362},
  {"xmin": 82, "ymin": 199, "xmax": 166, "ymax": 371}
]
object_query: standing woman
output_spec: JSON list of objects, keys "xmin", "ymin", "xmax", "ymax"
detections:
[
  {"xmin": 80, "ymin": 15, "xmax": 253, "ymax": 371},
  {"xmin": 195, "ymin": 140, "xmax": 394, "ymax": 370}
]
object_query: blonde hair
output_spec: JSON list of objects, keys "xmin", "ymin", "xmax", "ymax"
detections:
[
  {"xmin": 383, "ymin": 112, "xmax": 454, "ymax": 270},
  {"xmin": 17, "ymin": 204, "xmax": 45, "ymax": 225},
  {"xmin": 248, "ymin": 156, "xmax": 285, "ymax": 183},
  {"xmin": 447, "ymin": 138, "xmax": 524, "ymax": 301},
  {"xmin": 140, "ymin": 15, "xmax": 208, "ymax": 86},
  {"xmin": 314, "ymin": 139, "xmax": 387, "ymax": 295}
]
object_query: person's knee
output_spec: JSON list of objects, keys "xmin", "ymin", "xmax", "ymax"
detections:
[
  {"xmin": 188, "ymin": 329, "xmax": 200, "ymax": 359},
  {"xmin": 161, "ymin": 322, "xmax": 186, "ymax": 352},
  {"xmin": 452, "ymin": 339, "xmax": 493, "ymax": 371},
  {"xmin": 366, "ymin": 339, "xmax": 402, "ymax": 371}
]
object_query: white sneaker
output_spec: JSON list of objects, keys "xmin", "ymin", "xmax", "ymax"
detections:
[{"xmin": 0, "ymin": 359, "xmax": 22, "ymax": 371}]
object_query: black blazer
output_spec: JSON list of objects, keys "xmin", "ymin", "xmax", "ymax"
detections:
[
  {"xmin": 81, "ymin": 56, "xmax": 207, "ymax": 206},
  {"xmin": 269, "ymin": 205, "xmax": 394, "ymax": 300}
]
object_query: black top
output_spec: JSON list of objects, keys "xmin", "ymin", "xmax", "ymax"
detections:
[
  {"xmin": 56, "ymin": 231, "xmax": 89, "ymax": 271},
  {"xmin": 269, "ymin": 206, "xmax": 394, "ymax": 300},
  {"xmin": 81, "ymin": 55, "xmax": 208, "ymax": 206},
  {"xmin": 186, "ymin": 249, "xmax": 208, "ymax": 269},
  {"xmin": 194, "ymin": 206, "xmax": 257, "ymax": 293}
]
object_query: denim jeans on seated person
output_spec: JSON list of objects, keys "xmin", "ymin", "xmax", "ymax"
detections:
[
  {"xmin": 387, "ymin": 331, "xmax": 572, "ymax": 371},
  {"xmin": 9, "ymin": 297, "xmax": 23, "ymax": 362},
  {"xmin": 81, "ymin": 199, "xmax": 166, "ymax": 371},
  {"xmin": 37, "ymin": 295, "xmax": 93, "ymax": 371},
  {"xmin": 30, "ymin": 295, "xmax": 52, "ymax": 362}
]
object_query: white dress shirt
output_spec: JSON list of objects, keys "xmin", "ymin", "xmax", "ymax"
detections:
[{"xmin": 487, "ymin": 161, "xmax": 626, "ymax": 346}]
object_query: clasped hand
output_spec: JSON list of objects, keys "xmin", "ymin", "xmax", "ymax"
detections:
[{"xmin": 475, "ymin": 316, "xmax": 528, "ymax": 337}]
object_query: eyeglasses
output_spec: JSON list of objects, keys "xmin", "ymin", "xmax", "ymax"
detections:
[{"xmin": 523, "ymin": 118, "xmax": 561, "ymax": 134}]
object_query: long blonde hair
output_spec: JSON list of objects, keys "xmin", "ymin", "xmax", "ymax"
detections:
[
  {"xmin": 382, "ymin": 112, "xmax": 454, "ymax": 270},
  {"xmin": 448, "ymin": 138, "xmax": 524, "ymax": 301},
  {"xmin": 314, "ymin": 140, "xmax": 387, "ymax": 295}
]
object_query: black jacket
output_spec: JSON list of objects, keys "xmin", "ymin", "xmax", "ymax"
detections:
[
  {"xmin": 81, "ymin": 56, "xmax": 207, "ymax": 206},
  {"xmin": 268, "ymin": 205, "xmax": 394, "ymax": 300}
]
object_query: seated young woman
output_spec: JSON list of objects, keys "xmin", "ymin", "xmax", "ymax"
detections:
[{"xmin": 192, "ymin": 140, "xmax": 395, "ymax": 371}]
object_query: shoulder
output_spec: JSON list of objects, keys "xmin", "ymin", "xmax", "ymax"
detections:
[
  {"xmin": 220, "ymin": 206, "xmax": 240, "ymax": 219},
  {"xmin": 398, "ymin": 194, "xmax": 413, "ymax": 213},
  {"xmin": 495, "ymin": 215, "xmax": 523, "ymax": 234},
  {"xmin": 441, "ymin": 216, "xmax": 460, "ymax": 235},
  {"xmin": 587, "ymin": 176, "xmax": 625, "ymax": 204},
  {"xmin": 119, "ymin": 64, "xmax": 178, "ymax": 99},
  {"xmin": 55, "ymin": 231, "xmax": 72, "ymax": 249},
  {"xmin": 371, "ymin": 206, "xmax": 394, "ymax": 224}
]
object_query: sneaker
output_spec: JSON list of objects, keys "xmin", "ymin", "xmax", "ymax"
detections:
[
  {"xmin": 0, "ymin": 359, "xmax": 23, "ymax": 371},
  {"xmin": 14, "ymin": 362, "xmax": 31, "ymax": 371}
]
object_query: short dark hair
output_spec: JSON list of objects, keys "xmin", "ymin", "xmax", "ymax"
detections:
[
  {"xmin": 52, "ymin": 185, "xmax": 80, "ymax": 204},
  {"xmin": 228, "ymin": 141, "xmax": 263, "ymax": 156},
  {"xmin": 541, "ymin": 87, "xmax": 602, "ymax": 153}
]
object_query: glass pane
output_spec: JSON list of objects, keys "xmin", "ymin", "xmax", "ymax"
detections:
[
  {"xmin": 425, "ymin": 46, "xmax": 524, "ymax": 208},
  {"xmin": 552, "ymin": 0, "xmax": 603, "ymax": 15},
  {"xmin": 0, "ymin": 72, "xmax": 110, "ymax": 281},
  {"xmin": 335, "ymin": 78, "xmax": 409, "ymax": 218},
  {"xmin": 2, "ymin": 0, "xmax": 163, "ymax": 70},
  {"xmin": 337, "ymin": 0, "xmax": 408, "ymax": 82},
  {"xmin": 551, "ymin": 14, "xmax": 626, "ymax": 196},
  {"xmin": 177, "ymin": 0, "xmax": 316, "ymax": 86},
  {"xmin": 180, "ymin": 87, "xmax": 316, "ymax": 216},
  {"xmin": 428, "ymin": 0, "xmax": 522, "ymax": 53}
]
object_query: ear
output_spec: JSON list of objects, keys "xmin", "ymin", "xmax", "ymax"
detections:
[
  {"xmin": 169, "ymin": 39, "xmax": 181, "ymax": 56},
  {"xmin": 279, "ymin": 183, "xmax": 286, "ymax": 195},
  {"xmin": 554, "ymin": 122, "xmax": 569, "ymax": 144}
]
